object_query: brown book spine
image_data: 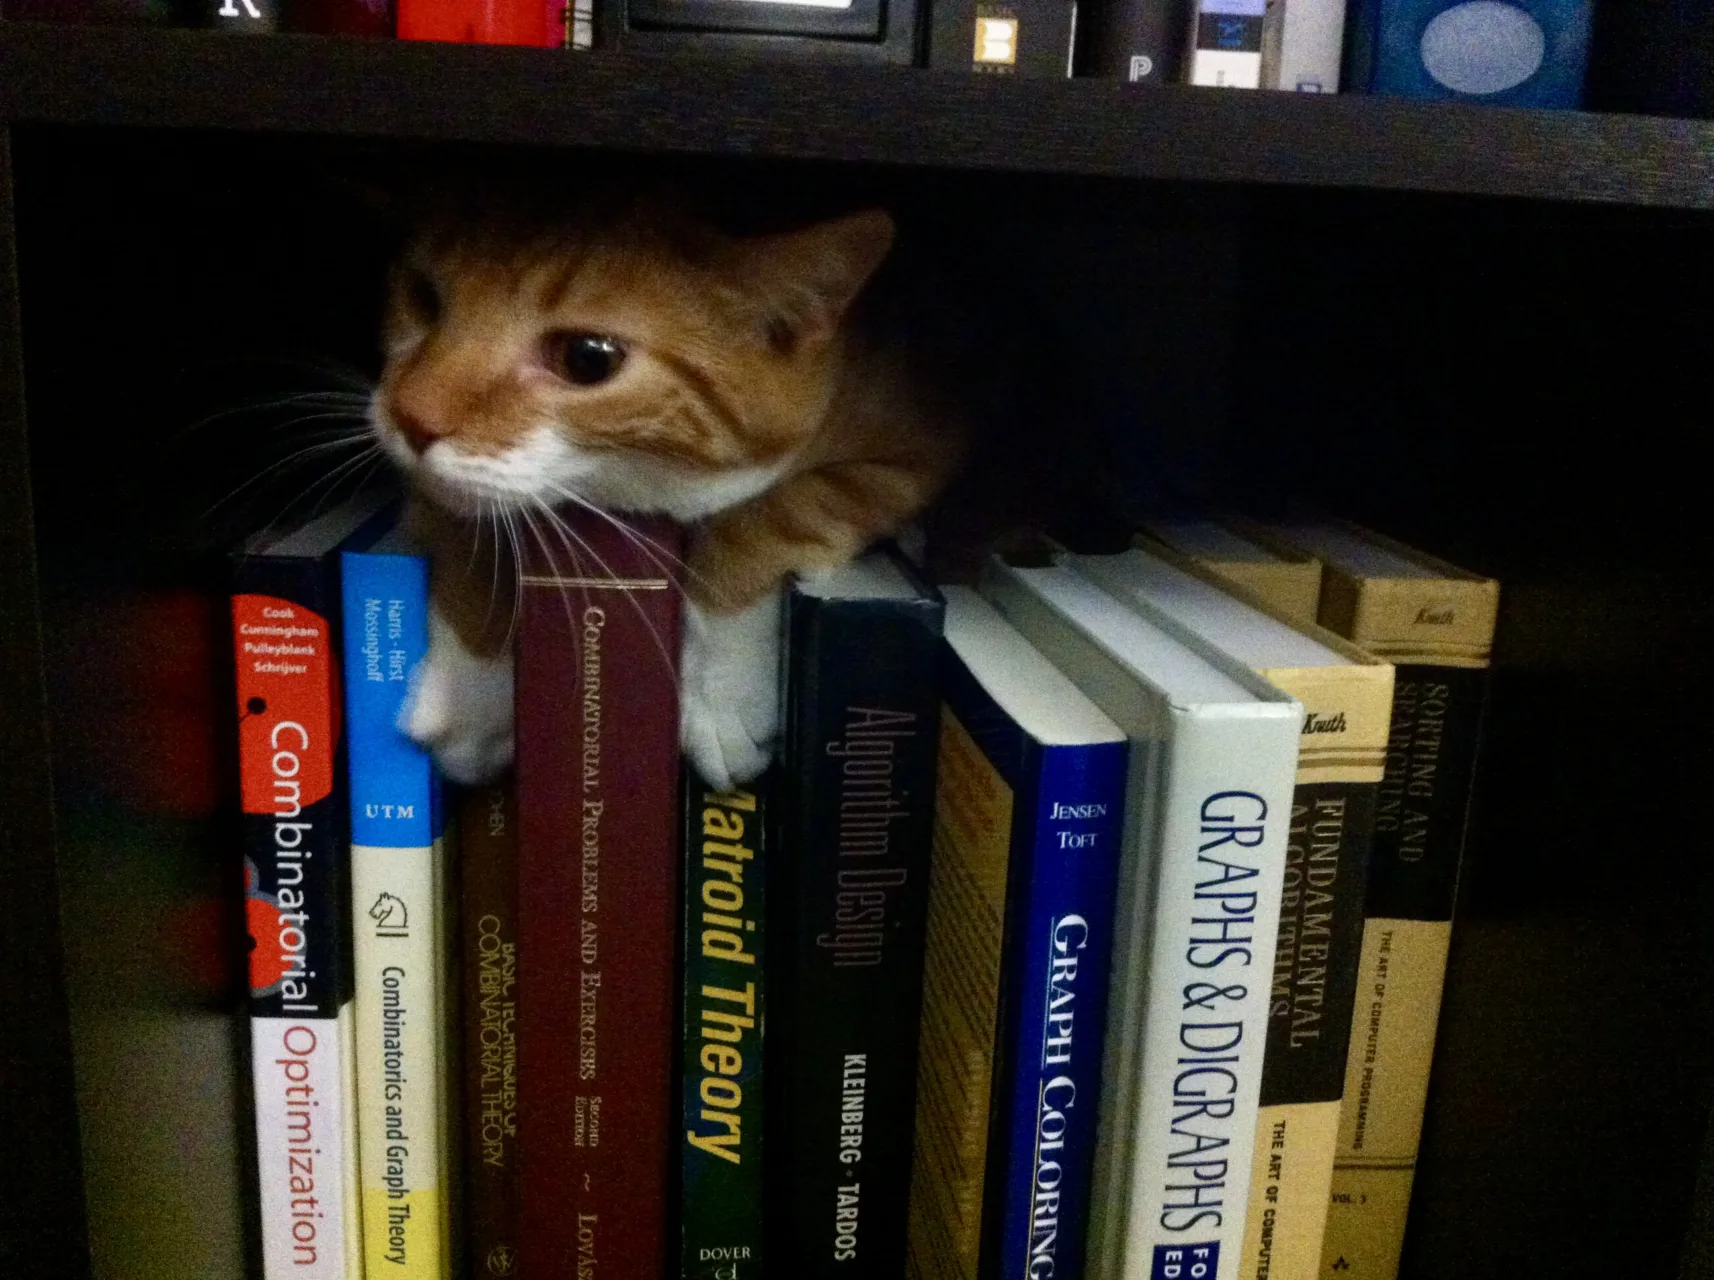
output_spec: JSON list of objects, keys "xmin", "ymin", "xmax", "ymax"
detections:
[
  {"xmin": 460, "ymin": 782, "xmax": 520, "ymax": 1280},
  {"xmin": 514, "ymin": 513, "xmax": 684, "ymax": 1280}
]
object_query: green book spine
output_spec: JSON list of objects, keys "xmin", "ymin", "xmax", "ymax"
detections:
[{"xmin": 680, "ymin": 773, "xmax": 770, "ymax": 1280}]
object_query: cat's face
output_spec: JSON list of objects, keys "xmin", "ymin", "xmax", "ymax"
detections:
[{"xmin": 371, "ymin": 201, "xmax": 893, "ymax": 523}]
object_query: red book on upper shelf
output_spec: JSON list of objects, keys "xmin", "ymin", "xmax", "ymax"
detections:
[
  {"xmin": 396, "ymin": 0, "xmax": 563, "ymax": 45},
  {"xmin": 514, "ymin": 508, "xmax": 684, "ymax": 1280}
]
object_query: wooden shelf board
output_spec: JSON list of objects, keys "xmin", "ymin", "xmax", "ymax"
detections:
[{"xmin": 1, "ymin": 22, "xmax": 1712, "ymax": 208}]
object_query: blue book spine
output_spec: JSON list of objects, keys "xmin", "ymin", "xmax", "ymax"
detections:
[
  {"xmin": 1341, "ymin": 0, "xmax": 1381, "ymax": 92},
  {"xmin": 1352, "ymin": 0, "xmax": 1592, "ymax": 107},
  {"xmin": 990, "ymin": 739, "xmax": 1129, "ymax": 1280},
  {"xmin": 342, "ymin": 539, "xmax": 454, "ymax": 1276},
  {"xmin": 341, "ymin": 545, "xmax": 439, "ymax": 847}
]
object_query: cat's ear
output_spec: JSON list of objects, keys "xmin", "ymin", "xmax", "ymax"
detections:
[{"xmin": 742, "ymin": 210, "xmax": 896, "ymax": 348}]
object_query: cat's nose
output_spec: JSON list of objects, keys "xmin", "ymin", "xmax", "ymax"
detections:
[{"xmin": 391, "ymin": 407, "xmax": 439, "ymax": 455}]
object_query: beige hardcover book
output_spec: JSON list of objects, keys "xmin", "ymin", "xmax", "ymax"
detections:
[
  {"xmin": 1138, "ymin": 517, "xmax": 1324, "ymax": 626},
  {"xmin": 906, "ymin": 703, "xmax": 1011, "ymax": 1280},
  {"xmin": 1254, "ymin": 518, "xmax": 1499, "ymax": 1280},
  {"xmin": 1070, "ymin": 545, "xmax": 1393, "ymax": 1280}
]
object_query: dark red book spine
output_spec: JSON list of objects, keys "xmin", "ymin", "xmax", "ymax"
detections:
[
  {"xmin": 515, "ymin": 512, "xmax": 684, "ymax": 1280},
  {"xmin": 282, "ymin": 0, "xmax": 394, "ymax": 37},
  {"xmin": 460, "ymin": 781, "xmax": 520, "ymax": 1280}
]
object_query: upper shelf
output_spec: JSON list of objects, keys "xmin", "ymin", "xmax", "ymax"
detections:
[{"xmin": 2, "ymin": 21, "xmax": 1712, "ymax": 210}]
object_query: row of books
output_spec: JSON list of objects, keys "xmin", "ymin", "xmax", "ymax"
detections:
[
  {"xmin": 1080, "ymin": 0, "xmax": 1592, "ymax": 102},
  {"xmin": 228, "ymin": 500, "xmax": 1497, "ymax": 1280},
  {"xmin": 2, "ymin": 0, "xmax": 1599, "ymax": 110}
]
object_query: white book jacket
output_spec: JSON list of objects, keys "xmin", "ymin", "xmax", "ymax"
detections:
[{"xmin": 980, "ymin": 559, "xmax": 1301, "ymax": 1280}]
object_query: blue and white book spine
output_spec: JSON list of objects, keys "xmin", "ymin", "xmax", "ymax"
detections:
[
  {"xmin": 979, "ymin": 561, "xmax": 1300, "ymax": 1280},
  {"xmin": 1105, "ymin": 705, "xmax": 1299, "ymax": 1280},
  {"xmin": 340, "ymin": 537, "xmax": 452, "ymax": 1280},
  {"xmin": 1192, "ymin": 0, "xmax": 1266, "ymax": 87},
  {"xmin": 989, "ymin": 737, "xmax": 1129, "ymax": 1280}
]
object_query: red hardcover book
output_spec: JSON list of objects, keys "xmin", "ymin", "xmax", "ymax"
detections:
[
  {"xmin": 515, "ymin": 512, "xmax": 684, "ymax": 1280},
  {"xmin": 396, "ymin": 0, "xmax": 553, "ymax": 45},
  {"xmin": 460, "ymin": 781, "xmax": 521, "ymax": 1280}
]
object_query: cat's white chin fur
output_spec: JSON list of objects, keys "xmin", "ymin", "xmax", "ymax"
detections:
[
  {"xmin": 400, "ymin": 607, "xmax": 515, "ymax": 785},
  {"xmin": 679, "ymin": 589, "xmax": 782, "ymax": 793}
]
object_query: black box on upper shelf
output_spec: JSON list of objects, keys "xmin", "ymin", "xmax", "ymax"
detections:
[
  {"xmin": 928, "ymin": 0, "xmax": 1076, "ymax": 75},
  {"xmin": 1587, "ymin": 0, "xmax": 1714, "ymax": 119},
  {"xmin": 598, "ymin": 0, "xmax": 921, "ymax": 62}
]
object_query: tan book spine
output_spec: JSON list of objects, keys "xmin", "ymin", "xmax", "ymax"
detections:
[
  {"xmin": 1202, "ymin": 557, "xmax": 1324, "ymax": 628},
  {"xmin": 1258, "ymin": 521, "xmax": 1498, "ymax": 1280},
  {"xmin": 1073, "ymin": 543, "xmax": 1395, "ymax": 1280},
  {"xmin": 906, "ymin": 708, "xmax": 1011, "ymax": 1280},
  {"xmin": 1316, "ymin": 661, "xmax": 1489, "ymax": 1280},
  {"xmin": 1136, "ymin": 520, "xmax": 1325, "ymax": 627},
  {"xmin": 1238, "ymin": 663, "xmax": 1392, "ymax": 1280}
]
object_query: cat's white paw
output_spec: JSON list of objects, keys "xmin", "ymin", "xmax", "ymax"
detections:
[
  {"xmin": 680, "ymin": 589, "xmax": 782, "ymax": 792},
  {"xmin": 400, "ymin": 607, "xmax": 514, "ymax": 785}
]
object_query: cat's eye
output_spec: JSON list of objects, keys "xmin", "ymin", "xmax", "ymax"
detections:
[
  {"xmin": 402, "ymin": 270, "xmax": 440, "ymax": 324},
  {"xmin": 548, "ymin": 332, "xmax": 627, "ymax": 387}
]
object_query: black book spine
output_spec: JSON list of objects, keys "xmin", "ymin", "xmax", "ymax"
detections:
[
  {"xmin": 1078, "ymin": 0, "xmax": 1188, "ymax": 82},
  {"xmin": 929, "ymin": 0, "xmax": 1079, "ymax": 76},
  {"xmin": 773, "ymin": 575, "xmax": 943, "ymax": 1280},
  {"xmin": 1366, "ymin": 665, "xmax": 1489, "ymax": 924},
  {"xmin": 1259, "ymin": 779, "xmax": 1376, "ymax": 1108},
  {"xmin": 680, "ymin": 771, "xmax": 770, "ymax": 1280},
  {"xmin": 1322, "ymin": 662, "xmax": 1491, "ymax": 1275}
]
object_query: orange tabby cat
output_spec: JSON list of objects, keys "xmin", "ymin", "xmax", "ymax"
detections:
[{"xmin": 369, "ymin": 187, "xmax": 970, "ymax": 789}]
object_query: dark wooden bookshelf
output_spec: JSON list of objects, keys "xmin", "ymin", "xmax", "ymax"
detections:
[
  {"xmin": 2, "ymin": 21, "xmax": 1713, "ymax": 209},
  {"xmin": 2, "ymin": 21, "xmax": 1712, "ymax": 1280},
  {"xmin": 0, "ymin": 126, "xmax": 91, "ymax": 1280}
]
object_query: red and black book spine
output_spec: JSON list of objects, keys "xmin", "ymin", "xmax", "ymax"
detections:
[
  {"xmin": 515, "ymin": 512, "xmax": 684, "ymax": 1280},
  {"xmin": 231, "ymin": 515, "xmax": 375, "ymax": 1280},
  {"xmin": 772, "ymin": 552, "xmax": 944, "ymax": 1280},
  {"xmin": 459, "ymin": 780, "xmax": 520, "ymax": 1280}
]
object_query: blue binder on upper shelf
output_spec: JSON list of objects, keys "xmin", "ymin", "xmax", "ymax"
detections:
[{"xmin": 1345, "ymin": 0, "xmax": 1593, "ymax": 108}]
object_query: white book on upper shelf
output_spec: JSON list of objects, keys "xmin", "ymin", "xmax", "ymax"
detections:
[
  {"xmin": 1191, "ymin": 0, "xmax": 1266, "ymax": 88},
  {"xmin": 1263, "ymin": 0, "xmax": 1346, "ymax": 92}
]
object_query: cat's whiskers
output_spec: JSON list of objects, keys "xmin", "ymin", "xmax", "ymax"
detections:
[
  {"xmin": 175, "ymin": 393, "xmax": 375, "ymax": 446},
  {"xmin": 475, "ymin": 495, "xmax": 520, "ymax": 650},
  {"xmin": 273, "ymin": 359, "xmax": 377, "ymax": 394},
  {"xmin": 200, "ymin": 429, "xmax": 377, "ymax": 523},
  {"xmin": 515, "ymin": 502, "xmax": 590, "ymax": 655},
  {"xmin": 523, "ymin": 498, "xmax": 617, "ymax": 648},
  {"xmin": 248, "ymin": 443, "xmax": 387, "ymax": 547},
  {"xmin": 465, "ymin": 494, "xmax": 489, "ymax": 578},
  {"xmin": 497, "ymin": 503, "xmax": 526, "ymax": 644},
  {"xmin": 539, "ymin": 480, "xmax": 707, "ymax": 599},
  {"xmin": 526, "ymin": 495, "xmax": 681, "ymax": 688}
]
